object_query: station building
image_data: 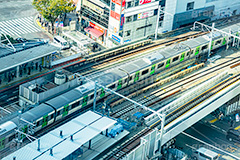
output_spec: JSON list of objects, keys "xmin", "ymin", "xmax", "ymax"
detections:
[
  {"xmin": 76, "ymin": 0, "xmax": 240, "ymax": 47},
  {"xmin": 0, "ymin": 41, "xmax": 59, "ymax": 84}
]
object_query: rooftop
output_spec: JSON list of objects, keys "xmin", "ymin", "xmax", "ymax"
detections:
[{"xmin": 0, "ymin": 42, "xmax": 60, "ymax": 73}]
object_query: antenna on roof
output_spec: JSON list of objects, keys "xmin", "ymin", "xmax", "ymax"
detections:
[{"xmin": 0, "ymin": 30, "xmax": 16, "ymax": 52}]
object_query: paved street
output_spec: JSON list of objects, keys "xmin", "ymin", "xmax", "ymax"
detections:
[
  {"xmin": 0, "ymin": 0, "xmax": 51, "ymax": 39},
  {"xmin": 0, "ymin": 16, "xmax": 41, "ymax": 37},
  {"xmin": 175, "ymin": 121, "xmax": 240, "ymax": 159}
]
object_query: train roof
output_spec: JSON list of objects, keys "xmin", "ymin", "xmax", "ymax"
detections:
[
  {"xmin": 0, "ymin": 121, "xmax": 17, "ymax": 137},
  {"xmin": 21, "ymin": 103, "xmax": 55, "ymax": 123},
  {"xmin": 46, "ymin": 89, "xmax": 83, "ymax": 110}
]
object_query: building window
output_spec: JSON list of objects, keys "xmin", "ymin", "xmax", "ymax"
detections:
[
  {"xmin": 127, "ymin": 1, "xmax": 133, "ymax": 8},
  {"xmin": 125, "ymin": 30, "xmax": 131, "ymax": 36},
  {"xmin": 154, "ymin": 9, "xmax": 158, "ymax": 15},
  {"xmin": 186, "ymin": 2, "xmax": 194, "ymax": 11},
  {"xmin": 126, "ymin": 16, "xmax": 132, "ymax": 22},
  {"xmin": 111, "ymin": 2, "xmax": 115, "ymax": 11},
  {"xmin": 133, "ymin": 14, "xmax": 138, "ymax": 21},
  {"xmin": 134, "ymin": 0, "xmax": 139, "ymax": 6}
]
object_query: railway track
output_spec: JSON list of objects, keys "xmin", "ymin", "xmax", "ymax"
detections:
[
  {"xmin": 102, "ymin": 128, "xmax": 152, "ymax": 160},
  {"xmin": 150, "ymin": 73, "xmax": 240, "ymax": 129},
  {"xmin": 110, "ymin": 56, "xmax": 240, "ymax": 119},
  {"xmin": 103, "ymin": 72, "xmax": 240, "ymax": 160},
  {"xmin": 67, "ymin": 31, "xmax": 207, "ymax": 76}
]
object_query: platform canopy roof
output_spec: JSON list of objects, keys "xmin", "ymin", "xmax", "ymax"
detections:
[{"xmin": 3, "ymin": 111, "xmax": 116, "ymax": 160}]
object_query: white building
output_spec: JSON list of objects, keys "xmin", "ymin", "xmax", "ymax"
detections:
[
  {"xmin": 76, "ymin": 0, "xmax": 240, "ymax": 48},
  {"xmin": 161, "ymin": 0, "xmax": 240, "ymax": 33}
]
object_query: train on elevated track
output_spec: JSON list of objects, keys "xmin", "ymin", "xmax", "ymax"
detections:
[{"xmin": 0, "ymin": 22, "xmax": 240, "ymax": 151}]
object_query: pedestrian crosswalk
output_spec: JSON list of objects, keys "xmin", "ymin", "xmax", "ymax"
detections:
[{"xmin": 0, "ymin": 16, "xmax": 41, "ymax": 37}]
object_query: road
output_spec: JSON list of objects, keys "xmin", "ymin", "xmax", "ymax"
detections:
[
  {"xmin": 175, "ymin": 121, "xmax": 240, "ymax": 159},
  {"xmin": 0, "ymin": 0, "xmax": 51, "ymax": 39}
]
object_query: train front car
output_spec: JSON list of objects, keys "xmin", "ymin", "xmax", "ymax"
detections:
[{"xmin": 0, "ymin": 121, "xmax": 17, "ymax": 151}]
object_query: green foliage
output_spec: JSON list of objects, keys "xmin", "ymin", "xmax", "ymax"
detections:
[
  {"xmin": 32, "ymin": 0, "xmax": 76, "ymax": 25},
  {"xmin": 1, "ymin": 34, "xmax": 17, "ymax": 44}
]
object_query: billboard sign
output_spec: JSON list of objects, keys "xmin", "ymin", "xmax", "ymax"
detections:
[
  {"xmin": 112, "ymin": 34, "xmax": 121, "ymax": 43},
  {"xmin": 138, "ymin": 10, "xmax": 154, "ymax": 19},
  {"xmin": 139, "ymin": 0, "xmax": 151, "ymax": 5},
  {"xmin": 119, "ymin": 14, "xmax": 124, "ymax": 31},
  {"xmin": 110, "ymin": 10, "xmax": 120, "ymax": 20},
  {"xmin": 89, "ymin": 21, "xmax": 104, "ymax": 33}
]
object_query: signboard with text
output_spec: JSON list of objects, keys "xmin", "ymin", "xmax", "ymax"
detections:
[
  {"xmin": 89, "ymin": 21, "xmax": 104, "ymax": 33},
  {"xmin": 139, "ymin": 0, "xmax": 151, "ymax": 5},
  {"xmin": 138, "ymin": 10, "xmax": 154, "ymax": 19},
  {"xmin": 110, "ymin": 10, "xmax": 120, "ymax": 20}
]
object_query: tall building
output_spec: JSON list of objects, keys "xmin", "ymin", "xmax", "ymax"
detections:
[
  {"xmin": 107, "ymin": 0, "xmax": 159, "ymax": 47},
  {"xmin": 76, "ymin": 0, "xmax": 240, "ymax": 47},
  {"xmin": 161, "ymin": 0, "xmax": 240, "ymax": 33}
]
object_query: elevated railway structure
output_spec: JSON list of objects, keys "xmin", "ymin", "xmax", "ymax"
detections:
[
  {"xmin": 103, "ymin": 65, "xmax": 240, "ymax": 160},
  {"xmin": 109, "ymin": 55, "xmax": 240, "ymax": 119}
]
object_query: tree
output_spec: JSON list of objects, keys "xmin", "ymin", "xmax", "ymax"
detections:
[{"xmin": 32, "ymin": 0, "xmax": 76, "ymax": 34}]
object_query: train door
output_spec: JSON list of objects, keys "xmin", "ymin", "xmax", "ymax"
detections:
[
  {"xmin": 180, "ymin": 52, "xmax": 185, "ymax": 62},
  {"xmin": 222, "ymin": 36, "xmax": 227, "ymax": 45},
  {"xmin": 165, "ymin": 59, "xmax": 171, "ymax": 68},
  {"xmin": 62, "ymin": 104, "xmax": 69, "ymax": 117},
  {"xmin": 0, "ymin": 137, "xmax": 5, "ymax": 150},
  {"xmin": 100, "ymin": 88, "xmax": 105, "ymax": 98},
  {"xmin": 195, "ymin": 46, "xmax": 200, "ymax": 55},
  {"xmin": 117, "ymin": 79, "xmax": 122, "ymax": 90},
  {"xmin": 82, "ymin": 95, "xmax": 88, "ymax": 107},
  {"xmin": 21, "ymin": 125, "xmax": 28, "ymax": 139},
  {"xmin": 134, "ymin": 71, "xmax": 140, "ymax": 82},
  {"xmin": 150, "ymin": 64, "xmax": 156, "ymax": 75},
  {"xmin": 42, "ymin": 115, "xmax": 48, "ymax": 127},
  {"xmin": 211, "ymin": 41, "xmax": 214, "ymax": 50}
]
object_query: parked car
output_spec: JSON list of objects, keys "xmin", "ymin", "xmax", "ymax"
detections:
[{"xmin": 192, "ymin": 147, "xmax": 219, "ymax": 160}]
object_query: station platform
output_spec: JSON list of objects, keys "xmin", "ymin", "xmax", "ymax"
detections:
[
  {"xmin": 80, "ymin": 130, "xmax": 129, "ymax": 159},
  {"xmin": 3, "ymin": 111, "xmax": 129, "ymax": 160}
]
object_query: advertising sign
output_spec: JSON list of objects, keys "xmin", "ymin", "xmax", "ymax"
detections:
[
  {"xmin": 112, "ymin": 0, "xmax": 121, "ymax": 5},
  {"xmin": 110, "ymin": 10, "xmax": 120, "ymax": 20},
  {"xmin": 83, "ymin": 0, "xmax": 104, "ymax": 14},
  {"xmin": 138, "ymin": 10, "xmax": 154, "ymax": 19},
  {"xmin": 119, "ymin": 14, "xmax": 124, "ymax": 31},
  {"xmin": 139, "ymin": 0, "xmax": 151, "ymax": 5},
  {"xmin": 112, "ymin": 34, "xmax": 121, "ymax": 43},
  {"xmin": 236, "ymin": 113, "xmax": 240, "ymax": 122},
  {"xmin": 89, "ymin": 22, "xmax": 104, "ymax": 33}
]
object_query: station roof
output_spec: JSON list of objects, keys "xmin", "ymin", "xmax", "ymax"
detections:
[
  {"xmin": 0, "ymin": 42, "xmax": 59, "ymax": 73},
  {"xmin": 3, "ymin": 111, "xmax": 117, "ymax": 160}
]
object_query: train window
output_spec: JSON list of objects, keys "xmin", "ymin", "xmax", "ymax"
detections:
[
  {"xmin": 129, "ymin": 76, "xmax": 133, "ymax": 81},
  {"xmin": 142, "ymin": 69, "xmax": 149, "ymax": 75},
  {"xmin": 90, "ymin": 94, "xmax": 94, "ymax": 100},
  {"xmin": 201, "ymin": 45, "xmax": 208, "ymax": 50},
  {"xmin": 215, "ymin": 40, "xmax": 221, "ymax": 45},
  {"xmin": 172, "ymin": 56, "xmax": 179, "ymax": 62},
  {"xmin": 158, "ymin": 63, "xmax": 164, "ymax": 69},
  {"xmin": 72, "ymin": 101, "xmax": 80, "ymax": 109},
  {"xmin": 109, "ymin": 84, "xmax": 115, "ymax": 89},
  {"xmin": 186, "ymin": 51, "xmax": 190, "ymax": 56},
  {"xmin": 9, "ymin": 134, "xmax": 15, "ymax": 142},
  {"xmin": 57, "ymin": 110, "xmax": 61, "ymax": 116},
  {"xmin": 49, "ymin": 114, "xmax": 54, "ymax": 120},
  {"xmin": 36, "ymin": 121, "xmax": 40, "ymax": 127}
]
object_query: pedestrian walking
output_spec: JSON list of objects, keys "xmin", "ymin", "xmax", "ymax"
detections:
[{"xmin": 218, "ymin": 111, "xmax": 224, "ymax": 121}]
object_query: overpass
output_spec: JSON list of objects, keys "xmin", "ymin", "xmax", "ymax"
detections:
[{"xmin": 122, "ymin": 71, "xmax": 240, "ymax": 160}]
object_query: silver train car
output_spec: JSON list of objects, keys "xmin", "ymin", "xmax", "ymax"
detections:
[{"xmin": 0, "ymin": 22, "xmax": 240, "ymax": 150}]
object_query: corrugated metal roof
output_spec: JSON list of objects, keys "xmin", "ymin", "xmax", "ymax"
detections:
[{"xmin": 3, "ymin": 111, "xmax": 117, "ymax": 160}]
